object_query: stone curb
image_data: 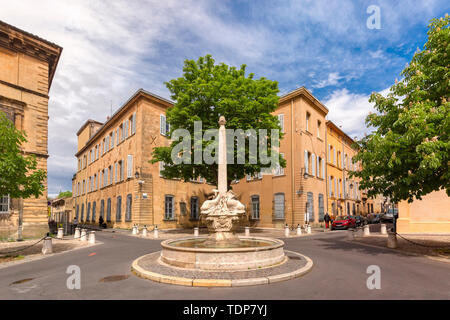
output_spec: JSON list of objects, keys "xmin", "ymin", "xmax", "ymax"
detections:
[{"xmin": 131, "ymin": 250, "xmax": 314, "ymax": 287}]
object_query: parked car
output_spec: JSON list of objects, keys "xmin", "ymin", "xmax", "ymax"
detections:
[
  {"xmin": 330, "ymin": 215, "xmax": 357, "ymax": 230},
  {"xmin": 354, "ymin": 215, "xmax": 368, "ymax": 227},
  {"xmin": 381, "ymin": 211, "xmax": 394, "ymax": 222},
  {"xmin": 368, "ymin": 214, "xmax": 381, "ymax": 224}
]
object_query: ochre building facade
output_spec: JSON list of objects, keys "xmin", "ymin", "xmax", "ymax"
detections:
[
  {"xmin": 72, "ymin": 89, "xmax": 213, "ymax": 230},
  {"xmin": 0, "ymin": 21, "xmax": 62, "ymax": 237}
]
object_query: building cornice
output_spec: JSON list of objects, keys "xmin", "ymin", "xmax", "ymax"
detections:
[
  {"xmin": 74, "ymin": 89, "xmax": 173, "ymax": 157},
  {"xmin": 0, "ymin": 20, "xmax": 62, "ymax": 89},
  {"xmin": 279, "ymin": 86, "xmax": 329, "ymax": 115}
]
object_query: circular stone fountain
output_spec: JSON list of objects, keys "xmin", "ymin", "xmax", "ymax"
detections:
[
  {"xmin": 160, "ymin": 236, "xmax": 285, "ymax": 271},
  {"xmin": 132, "ymin": 116, "xmax": 313, "ymax": 286}
]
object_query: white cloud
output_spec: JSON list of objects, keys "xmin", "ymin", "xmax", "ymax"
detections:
[{"xmin": 324, "ymin": 87, "xmax": 391, "ymax": 139}]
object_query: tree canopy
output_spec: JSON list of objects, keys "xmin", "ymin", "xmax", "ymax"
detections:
[
  {"xmin": 351, "ymin": 15, "xmax": 450, "ymax": 203},
  {"xmin": 0, "ymin": 113, "xmax": 46, "ymax": 199},
  {"xmin": 151, "ymin": 55, "xmax": 285, "ymax": 188},
  {"xmin": 57, "ymin": 191, "xmax": 72, "ymax": 199}
]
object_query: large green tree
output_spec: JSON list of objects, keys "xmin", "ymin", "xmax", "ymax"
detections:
[
  {"xmin": 0, "ymin": 113, "xmax": 46, "ymax": 199},
  {"xmin": 151, "ymin": 55, "xmax": 285, "ymax": 188},
  {"xmin": 351, "ymin": 15, "xmax": 450, "ymax": 203}
]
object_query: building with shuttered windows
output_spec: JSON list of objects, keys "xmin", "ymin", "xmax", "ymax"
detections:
[
  {"xmin": 232, "ymin": 87, "xmax": 328, "ymax": 228},
  {"xmin": 72, "ymin": 89, "xmax": 213, "ymax": 229}
]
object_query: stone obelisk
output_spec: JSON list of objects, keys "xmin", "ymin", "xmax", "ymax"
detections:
[{"xmin": 218, "ymin": 116, "xmax": 227, "ymax": 195}]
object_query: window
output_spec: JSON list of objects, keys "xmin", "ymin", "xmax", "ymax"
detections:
[
  {"xmin": 165, "ymin": 195, "xmax": 175, "ymax": 220},
  {"xmin": 120, "ymin": 160, "xmax": 124, "ymax": 181},
  {"xmin": 307, "ymin": 192, "xmax": 314, "ymax": 222},
  {"xmin": 131, "ymin": 112, "xmax": 136, "ymax": 135},
  {"xmin": 106, "ymin": 198, "xmax": 111, "ymax": 222},
  {"xmin": 190, "ymin": 197, "xmax": 199, "ymax": 220},
  {"xmin": 311, "ymin": 153, "xmax": 316, "ymax": 176},
  {"xmin": 160, "ymin": 114, "xmax": 170, "ymax": 136},
  {"xmin": 109, "ymin": 165, "xmax": 113, "ymax": 185},
  {"xmin": 274, "ymin": 153, "xmax": 284, "ymax": 176},
  {"xmin": 116, "ymin": 128, "xmax": 120, "ymax": 145},
  {"xmin": 87, "ymin": 202, "xmax": 91, "ymax": 222},
  {"xmin": 304, "ymin": 150, "xmax": 310, "ymax": 174},
  {"xmin": 159, "ymin": 161, "xmax": 165, "ymax": 177},
  {"xmin": 76, "ymin": 205, "xmax": 79, "ymax": 219},
  {"xmin": 119, "ymin": 124, "xmax": 124, "ymax": 142},
  {"xmin": 106, "ymin": 136, "xmax": 109, "ymax": 152},
  {"xmin": 0, "ymin": 195, "xmax": 10, "ymax": 214},
  {"xmin": 126, "ymin": 194, "xmax": 132, "ymax": 221},
  {"xmin": 123, "ymin": 120, "xmax": 129, "ymax": 139},
  {"xmin": 277, "ymin": 114, "xmax": 284, "ymax": 133},
  {"xmin": 116, "ymin": 196, "xmax": 122, "ymax": 222},
  {"xmin": 251, "ymin": 195, "xmax": 260, "ymax": 219},
  {"xmin": 92, "ymin": 201, "xmax": 96, "ymax": 222},
  {"xmin": 317, "ymin": 120, "xmax": 321, "ymax": 138},
  {"xmin": 127, "ymin": 155, "xmax": 133, "ymax": 178},
  {"xmin": 329, "ymin": 176, "xmax": 333, "ymax": 197},
  {"xmin": 110, "ymin": 132, "xmax": 114, "ymax": 149},
  {"xmin": 306, "ymin": 112, "xmax": 310, "ymax": 132},
  {"xmin": 81, "ymin": 203, "xmax": 84, "ymax": 222},
  {"xmin": 100, "ymin": 200, "xmax": 105, "ymax": 218},
  {"xmin": 318, "ymin": 194, "xmax": 324, "ymax": 222},
  {"xmin": 274, "ymin": 193, "xmax": 285, "ymax": 219}
]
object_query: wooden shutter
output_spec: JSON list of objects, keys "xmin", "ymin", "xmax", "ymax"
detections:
[
  {"xmin": 160, "ymin": 115, "xmax": 166, "ymax": 135},
  {"xmin": 304, "ymin": 150, "xmax": 309, "ymax": 174},
  {"xmin": 311, "ymin": 154, "xmax": 315, "ymax": 176},
  {"xmin": 274, "ymin": 194, "xmax": 285, "ymax": 219},
  {"xmin": 127, "ymin": 155, "xmax": 133, "ymax": 178},
  {"xmin": 131, "ymin": 112, "xmax": 136, "ymax": 134}
]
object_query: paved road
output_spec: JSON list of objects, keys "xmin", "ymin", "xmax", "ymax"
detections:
[{"xmin": 0, "ymin": 230, "xmax": 449, "ymax": 299}]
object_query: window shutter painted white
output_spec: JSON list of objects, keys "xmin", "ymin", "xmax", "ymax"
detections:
[
  {"xmin": 311, "ymin": 154, "xmax": 315, "ymax": 176},
  {"xmin": 304, "ymin": 150, "xmax": 309, "ymax": 174},
  {"xmin": 328, "ymin": 144, "xmax": 331, "ymax": 162},
  {"xmin": 328, "ymin": 177, "xmax": 332, "ymax": 197},
  {"xmin": 160, "ymin": 115, "xmax": 166, "ymax": 135},
  {"xmin": 333, "ymin": 148, "xmax": 336, "ymax": 165},
  {"xmin": 316, "ymin": 156, "xmax": 320, "ymax": 177},
  {"xmin": 120, "ymin": 160, "xmax": 124, "ymax": 181},
  {"xmin": 334, "ymin": 178, "xmax": 337, "ymax": 197},
  {"xmin": 131, "ymin": 112, "xmax": 136, "ymax": 134},
  {"xmin": 322, "ymin": 159, "xmax": 325, "ymax": 179},
  {"xmin": 127, "ymin": 155, "xmax": 133, "ymax": 178}
]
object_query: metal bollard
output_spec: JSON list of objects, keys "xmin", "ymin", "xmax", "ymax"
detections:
[
  {"xmin": 57, "ymin": 228, "xmax": 64, "ymax": 239},
  {"xmin": 284, "ymin": 225, "xmax": 290, "ymax": 237},
  {"xmin": 363, "ymin": 225, "xmax": 370, "ymax": 237},
  {"xmin": 245, "ymin": 227, "xmax": 250, "ymax": 237},
  {"xmin": 307, "ymin": 225, "xmax": 312, "ymax": 234},
  {"xmin": 194, "ymin": 227, "xmax": 199, "ymax": 237},
  {"xmin": 142, "ymin": 226, "xmax": 148, "ymax": 237},
  {"xmin": 387, "ymin": 231, "xmax": 398, "ymax": 248},
  {"xmin": 74, "ymin": 227, "xmax": 81, "ymax": 239},
  {"xmin": 380, "ymin": 224, "xmax": 387, "ymax": 235},
  {"xmin": 296, "ymin": 224, "xmax": 302, "ymax": 235},
  {"xmin": 88, "ymin": 231, "xmax": 96, "ymax": 244},
  {"xmin": 80, "ymin": 229, "xmax": 87, "ymax": 241},
  {"xmin": 132, "ymin": 225, "xmax": 139, "ymax": 235},
  {"xmin": 42, "ymin": 237, "xmax": 53, "ymax": 254},
  {"xmin": 153, "ymin": 225, "xmax": 159, "ymax": 238}
]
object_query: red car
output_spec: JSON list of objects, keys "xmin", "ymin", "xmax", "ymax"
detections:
[{"xmin": 330, "ymin": 215, "xmax": 357, "ymax": 230}]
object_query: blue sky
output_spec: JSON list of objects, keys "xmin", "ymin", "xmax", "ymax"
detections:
[{"xmin": 2, "ymin": 0, "xmax": 448, "ymax": 196}]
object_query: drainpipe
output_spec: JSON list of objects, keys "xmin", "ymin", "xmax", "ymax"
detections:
[{"xmin": 291, "ymin": 99, "xmax": 295, "ymax": 227}]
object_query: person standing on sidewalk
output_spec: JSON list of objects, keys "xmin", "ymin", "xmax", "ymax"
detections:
[{"xmin": 324, "ymin": 212, "xmax": 331, "ymax": 229}]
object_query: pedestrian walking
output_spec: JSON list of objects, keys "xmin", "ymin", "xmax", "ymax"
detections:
[{"xmin": 324, "ymin": 212, "xmax": 331, "ymax": 229}]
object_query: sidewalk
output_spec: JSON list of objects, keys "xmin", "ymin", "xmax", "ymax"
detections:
[
  {"xmin": 108, "ymin": 226, "xmax": 329, "ymax": 240},
  {"xmin": 352, "ymin": 232, "xmax": 450, "ymax": 260}
]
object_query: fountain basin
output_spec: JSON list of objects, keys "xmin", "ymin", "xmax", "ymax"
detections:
[{"xmin": 160, "ymin": 236, "xmax": 285, "ymax": 271}]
